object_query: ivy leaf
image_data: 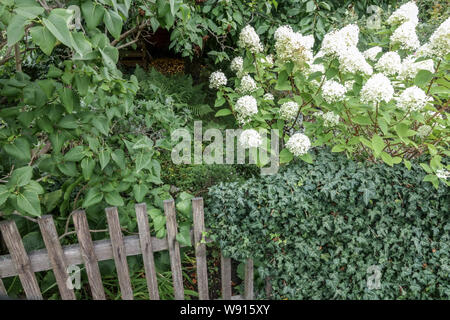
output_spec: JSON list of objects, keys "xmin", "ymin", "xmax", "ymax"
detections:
[
  {"xmin": 17, "ymin": 191, "xmax": 41, "ymax": 216},
  {"xmin": 29, "ymin": 26, "xmax": 57, "ymax": 55}
]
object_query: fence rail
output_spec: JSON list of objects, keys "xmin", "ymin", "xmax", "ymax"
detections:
[{"xmin": 0, "ymin": 197, "xmax": 255, "ymax": 300}]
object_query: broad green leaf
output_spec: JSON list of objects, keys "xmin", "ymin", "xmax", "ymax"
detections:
[
  {"xmin": 59, "ymin": 87, "xmax": 79, "ymax": 113},
  {"xmin": 176, "ymin": 225, "xmax": 192, "ymax": 247},
  {"xmin": 414, "ymin": 70, "xmax": 433, "ymax": 87},
  {"xmin": 371, "ymin": 134, "xmax": 385, "ymax": 157},
  {"xmin": 83, "ymin": 188, "xmax": 103, "ymax": 207},
  {"xmin": 42, "ymin": 189, "xmax": 62, "ymax": 211},
  {"xmin": 135, "ymin": 152, "xmax": 151, "ymax": 173},
  {"xmin": 299, "ymin": 153, "xmax": 313, "ymax": 164},
  {"xmin": 81, "ymin": 1, "xmax": 105, "ymax": 29},
  {"xmin": 64, "ymin": 146, "xmax": 85, "ymax": 162},
  {"xmin": 3, "ymin": 137, "xmax": 31, "ymax": 162},
  {"xmin": 24, "ymin": 180, "xmax": 44, "ymax": 194},
  {"xmin": 331, "ymin": 145, "xmax": 346, "ymax": 152},
  {"xmin": 42, "ymin": 11, "xmax": 73, "ymax": 48},
  {"xmin": 381, "ymin": 151, "xmax": 393, "ymax": 166},
  {"xmin": 91, "ymin": 116, "xmax": 109, "ymax": 136},
  {"xmin": 0, "ymin": 185, "xmax": 10, "ymax": 206},
  {"xmin": 7, "ymin": 14, "xmax": 28, "ymax": 46},
  {"xmin": 103, "ymin": 9, "xmax": 123, "ymax": 39},
  {"xmin": 105, "ymin": 191, "xmax": 124, "ymax": 207},
  {"xmin": 17, "ymin": 190, "xmax": 41, "ymax": 216},
  {"xmin": 176, "ymin": 199, "xmax": 192, "ymax": 217},
  {"xmin": 215, "ymin": 109, "xmax": 232, "ymax": 117},
  {"xmin": 99, "ymin": 148, "xmax": 111, "ymax": 170},
  {"xmin": 30, "ymin": 26, "xmax": 57, "ymax": 55},
  {"xmin": 133, "ymin": 184, "xmax": 148, "ymax": 202},
  {"xmin": 279, "ymin": 148, "xmax": 293, "ymax": 164},
  {"xmin": 7, "ymin": 166, "xmax": 33, "ymax": 188},
  {"xmin": 111, "ymin": 149, "xmax": 126, "ymax": 170}
]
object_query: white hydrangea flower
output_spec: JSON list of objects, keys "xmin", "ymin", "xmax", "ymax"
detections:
[
  {"xmin": 279, "ymin": 101, "xmax": 299, "ymax": 121},
  {"xmin": 390, "ymin": 21, "xmax": 420, "ymax": 51},
  {"xmin": 321, "ymin": 24, "xmax": 359, "ymax": 56},
  {"xmin": 396, "ymin": 86, "xmax": 431, "ymax": 112},
  {"xmin": 230, "ymin": 57, "xmax": 244, "ymax": 75},
  {"xmin": 322, "ymin": 111, "xmax": 340, "ymax": 127},
  {"xmin": 387, "ymin": 1, "xmax": 419, "ymax": 26},
  {"xmin": 321, "ymin": 80, "xmax": 347, "ymax": 103},
  {"xmin": 417, "ymin": 125, "xmax": 432, "ymax": 138},
  {"xmin": 239, "ymin": 74, "xmax": 257, "ymax": 93},
  {"xmin": 235, "ymin": 95, "xmax": 258, "ymax": 123},
  {"xmin": 238, "ymin": 25, "xmax": 263, "ymax": 54},
  {"xmin": 429, "ymin": 17, "xmax": 450, "ymax": 57},
  {"xmin": 274, "ymin": 25, "xmax": 314, "ymax": 68},
  {"xmin": 309, "ymin": 63, "xmax": 325, "ymax": 74},
  {"xmin": 398, "ymin": 55, "xmax": 435, "ymax": 80},
  {"xmin": 260, "ymin": 54, "xmax": 274, "ymax": 67},
  {"xmin": 360, "ymin": 73, "xmax": 394, "ymax": 104},
  {"xmin": 338, "ymin": 46, "xmax": 373, "ymax": 75},
  {"xmin": 344, "ymin": 80, "xmax": 355, "ymax": 91},
  {"xmin": 239, "ymin": 129, "xmax": 263, "ymax": 148},
  {"xmin": 209, "ymin": 71, "xmax": 227, "ymax": 89},
  {"xmin": 436, "ymin": 169, "xmax": 450, "ymax": 180},
  {"xmin": 375, "ymin": 52, "xmax": 402, "ymax": 76},
  {"xmin": 286, "ymin": 133, "xmax": 311, "ymax": 156},
  {"xmin": 263, "ymin": 93, "xmax": 274, "ymax": 101},
  {"xmin": 363, "ymin": 46, "xmax": 383, "ymax": 61},
  {"xmin": 415, "ymin": 43, "xmax": 433, "ymax": 58}
]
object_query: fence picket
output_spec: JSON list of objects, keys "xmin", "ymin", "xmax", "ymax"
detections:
[
  {"xmin": 220, "ymin": 253, "xmax": 232, "ymax": 300},
  {"xmin": 164, "ymin": 199, "xmax": 184, "ymax": 300},
  {"xmin": 105, "ymin": 207, "xmax": 134, "ymax": 300},
  {"xmin": 0, "ymin": 220, "xmax": 42, "ymax": 300},
  {"xmin": 192, "ymin": 198, "xmax": 209, "ymax": 300},
  {"xmin": 244, "ymin": 258, "xmax": 254, "ymax": 300},
  {"xmin": 135, "ymin": 203, "xmax": 160, "ymax": 300},
  {"xmin": 265, "ymin": 276, "xmax": 272, "ymax": 299},
  {"xmin": 72, "ymin": 210, "xmax": 106, "ymax": 300},
  {"xmin": 37, "ymin": 215, "xmax": 76, "ymax": 300},
  {"xmin": 0, "ymin": 278, "xmax": 6, "ymax": 296}
]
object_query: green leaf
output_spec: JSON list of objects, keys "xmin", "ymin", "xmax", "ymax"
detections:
[
  {"xmin": 81, "ymin": 1, "xmax": 105, "ymax": 30},
  {"xmin": 176, "ymin": 225, "xmax": 192, "ymax": 247},
  {"xmin": 103, "ymin": 9, "xmax": 123, "ymax": 39},
  {"xmin": 275, "ymin": 70, "xmax": 291, "ymax": 91},
  {"xmin": 371, "ymin": 134, "xmax": 385, "ymax": 157},
  {"xmin": 83, "ymin": 188, "xmax": 103, "ymax": 208},
  {"xmin": 24, "ymin": 180, "xmax": 44, "ymax": 194},
  {"xmin": 404, "ymin": 159, "xmax": 411, "ymax": 170},
  {"xmin": 0, "ymin": 185, "xmax": 10, "ymax": 206},
  {"xmin": 42, "ymin": 11, "xmax": 73, "ymax": 48},
  {"xmin": 64, "ymin": 146, "xmax": 85, "ymax": 162},
  {"xmin": 331, "ymin": 145, "xmax": 346, "ymax": 152},
  {"xmin": 133, "ymin": 184, "xmax": 148, "ymax": 202},
  {"xmin": 3, "ymin": 137, "xmax": 31, "ymax": 162},
  {"xmin": 7, "ymin": 166, "xmax": 33, "ymax": 188},
  {"xmin": 176, "ymin": 199, "xmax": 192, "ymax": 217},
  {"xmin": 91, "ymin": 116, "xmax": 109, "ymax": 136},
  {"xmin": 135, "ymin": 152, "xmax": 151, "ymax": 173},
  {"xmin": 7, "ymin": 14, "xmax": 28, "ymax": 46},
  {"xmin": 30, "ymin": 26, "xmax": 57, "ymax": 55},
  {"xmin": 42, "ymin": 189, "xmax": 62, "ymax": 212},
  {"xmin": 279, "ymin": 148, "xmax": 293, "ymax": 164},
  {"xmin": 215, "ymin": 108, "xmax": 232, "ymax": 117},
  {"xmin": 17, "ymin": 191, "xmax": 41, "ymax": 216},
  {"xmin": 414, "ymin": 70, "xmax": 434, "ymax": 87},
  {"xmin": 105, "ymin": 191, "xmax": 124, "ymax": 207},
  {"xmin": 306, "ymin": 0, "xmax": 316, "ymax": 12},
  {"xmin": 299, "ymin": 153, "xmax": 313, "ymax": 164},
  {"xmin": 59, "ymin": 87, "xmax": 79, "ymax": 113},
  {"xmin": 381, "ymin": 151, "xmax": 393, "ymax": 166},
  {"xmin": 111, "ymin": 149, "xmax": 126, "ymax": 170},
  {"xmin": 99, "ymin": 148, "xmax": 111, "ymax": 170},
  {"xmin": 395, "ymin": 123, "xmax": 416, "ymax": 137}
]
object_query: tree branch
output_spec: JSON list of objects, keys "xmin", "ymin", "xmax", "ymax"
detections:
[{"xmin": 111, "ymin": 20, "xmax": 150, "ymax": 47}]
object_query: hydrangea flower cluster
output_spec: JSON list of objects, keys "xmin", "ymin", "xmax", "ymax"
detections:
[
  {"xmin": 338, "ymin": 46, "xmax": 373, "ymax": 75},
  {"xmin": 398, "ymin": 56, "xmax": 435, "ymax": 80},
  {"xmin": 263, "ymin": 93, "xmax": 274, "ymax": 101},
  {"xmin": 238, "ymin": 25, "xmax": 263, "ymax": 54},
  {"xmin": 387, "ymin": 1, "xmax": 419, "ymax": 26},
  {"xmin": 230, "ymin": 56, "xmax": 244, "ymax": 76},
  {"xmin": 321, "ymin": 24, "xmax": 359, "ymax": 56},
  {"xmin": 360, "ymin": 73, "xmax": 394, "ymax": 104},
  {"xmin": 321, "ymin": 80, "xmax": 347, "ymax": 104},
  {"xmin": 279, "ymin": 101, "xmax": 299, "ymax": 120},
  {"xmin": 235, "ymin": 95, "xmax": 258, "ymax": 123},
  {"xmin": 375, "ymin": 52, "xmax": 402, "ymax": 76},
  {"xmin": 239, "ymin": 129, "xmax": 263, "ymax": 148},
  {"xmin": 238, "ymin": 74, "xmax": 257, "ymax": 93},
  {"xmin": 396, "ymin": 86, "xmax": 430, "ymax": 112},
  {"xmin": 417, "ymin": 125, "xmax": 432, "ymax": 138},
  {"xmin": 209, "ymin": 71, "xmax": 227, "ymax": 89},
  {"xmin": 274, "ymin": 25, "xmax": 314, "ymax": 68},
  {"xmin": 390, "ymin": 21, "xmax": 420, "ymax": 51},
  {"xmin": 363, "ymin": 46, "xmax": 382, "ymax": 61},
  {"xmin": 436, "ymin": 169, "xmax": 450, "ymax": 180},
  {"xmin": 286, "ymin": 133, "xmax": 311, "ymax": 156},
  {"xmin": 428, "ymin": 17, "xmax": 450, "ymax": 57}
]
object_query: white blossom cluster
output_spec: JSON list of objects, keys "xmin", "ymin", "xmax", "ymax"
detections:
[
  {"xmin": 209, "ymin": 71, "xmax": 227, "ymax": 89},
  {"xmin": 230, "ymin": 56, "xmax": 244, "ymax": 76},
  {"xmin": 274, "ymin": 25, "xmax": 314, "ymax": 68},
  {"xmin": 387, "ymin": 1, "xmax": 419, "ymax": 26},
  {"xmin": 416, "ymin": 125, "xmax": 432, "ymax": 138},
  {"xmin": 375, "ymin": 52, "xmax": 402, "ymax": 76},
  {"xmin": 338, "ymin": 45, "xmax": 373, "ymax": 75},
  {"xmin": 436, "ymin": 169, "xmax": 450, "ymax": 180},
  {"xmin": 235, "ymin": 95, "xmax": 258, "ymax": 123},
  {"xmin": 428, "ymin": 17, "xmax": 450, "ymax": 57},
  {"xmin": 398, "ymin": 55, "xmax": 435, "ymax": 80},
  {"xmin": 390, "ymin": 21, "xmax": 420, "ymax": 51},
  {"xmin": 286, "ymin": 133, "xmax": 311, "ymax": 156},
  {"xmin": 260, "ymin": 54, "xmax": 274, "ymax": 67},
  {"xmin": 322, "ymin": 111, "xmax": 340, "ymax": 127},
  {"xmin": 239, "ymin": 129, "xmax": 263, "ymax": 148},
  {"xmin": 416, "ymin": 43, "xmax": 433, "ymax": 58},
  {"xmin": 279, "ymin": 101, "xmax": 299, "ymax": 120},
  {"xmin": 363, "ymin": 46, "xmax": 382, "ymax": 61},
  {"xmin": 238, "ymin": 25, "xmax": 263, "ymax": 54},
  {"xmin": 360, "ymin": 73, "xmax": 394, "ymax": 104},
  {"xmin": 263, "ymin": 93, "xmax": 274, "ymax": 101},
  {"xmin": 396, "ymin": 86, "xmax": 430, "ymax": 112},
  {"xmin": 321, "ymin": 80, "xmax": 347, "ymax": 103},
  {"xmin": 344, "ymin": 80, "xmax": 355, "ymax": 91},
  {"xmin": 321, "ymin": 24, "xmax": 359, "ymax": 56},
  {"xmin": 238, "ymin": 74, "xmax": 257, "ymax": 93}
]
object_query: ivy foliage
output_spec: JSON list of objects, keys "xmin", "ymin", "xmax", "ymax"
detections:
[{"xmin": 206, "ymin": 150, "xmax": 449, "ymax": 299}]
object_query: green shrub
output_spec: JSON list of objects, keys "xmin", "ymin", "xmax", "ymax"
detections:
[{"xmin": 206, "ymin": 149, "xmax": 449, "ymax": 299}]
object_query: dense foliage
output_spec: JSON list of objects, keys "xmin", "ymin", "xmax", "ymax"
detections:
[{"xmin": 206, "ymin": 149, "xmax": 449, "ymax": 299}]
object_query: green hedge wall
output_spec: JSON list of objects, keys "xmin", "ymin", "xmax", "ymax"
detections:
[{"xmin": 205, "ymin": 150, "xmax": 449, "ymax": 299}]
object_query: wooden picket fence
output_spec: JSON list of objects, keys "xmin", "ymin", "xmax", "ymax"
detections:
[{"xmin": 0, "ymin": 198, "xmax": 255, "ymax": 300}]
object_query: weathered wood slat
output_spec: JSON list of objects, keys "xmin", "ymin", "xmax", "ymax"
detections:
[
  {"xmin": 220, "ymin": 253, "xmax": 232, "ymax": 300},
  {"xmin": 0, "ymin": 220, "xmax": 42, "ymax": 300},
  {"xmin": 0, "ymin": 278, "xmax": 6, "ymax": 296},
  {"xmin": 265, "ymin": 276, "xmax": 272, "ymax": 299},
  {"xmin": 72, "ymin": 210, "xmax": 106, "ymax": 300},
  {"xmin": 164, "ymin": 199, "xmax": 184, "ymax": 300},
  {"xmin": 192, "ymin": 198, "xmax": 209, "ymax": 300},
  {"xmin": 244, "ymin": 258, "xmax": 254, "ymax": 300},
  {"xmin": 37, "ymin": 215, "xmax": 76, "ymax": 300},
  {"xmin": 0, "ymin": 231, "xmax": 206, "ymax": 278},
  {"xmin": 105, "ymin": 207, "xmax": 134, "ymax": 300},
  {"xmin": 135, "ymin": 203, "xmax": 159, "ymax": 300}
]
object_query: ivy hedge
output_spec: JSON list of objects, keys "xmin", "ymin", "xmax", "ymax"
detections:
[{"xmin": 205, "ymin": 150, "xmax": 449, "ymax": 299}]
